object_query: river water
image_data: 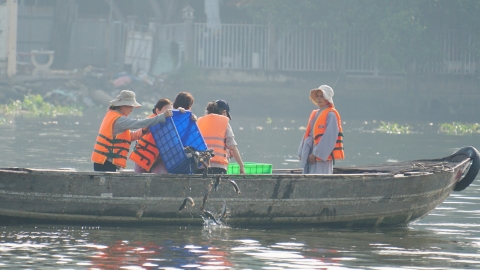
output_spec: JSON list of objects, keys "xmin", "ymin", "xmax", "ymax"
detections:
[{"xmin": 0, "ymin": 110, "xmax": 479, "ymax": 269}]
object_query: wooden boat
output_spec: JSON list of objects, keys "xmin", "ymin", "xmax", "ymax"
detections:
[{"xmin": 0, "ymin": 146, "xmax": 478, "ymax": 228}]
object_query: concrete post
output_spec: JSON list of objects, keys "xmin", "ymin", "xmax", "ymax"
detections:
[
  {"xmin": 7, "ymin": 0, "xmax": 17, "ymax": 77},
  {"xmin": 182, "ymin": 5, "xmax": 195, "ymax": 64}
]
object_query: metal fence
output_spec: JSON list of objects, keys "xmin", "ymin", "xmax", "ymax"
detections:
[
  {"xmin": 193, "ymin": 23, "xmax": 378, "ymax": 73},
  {"xmin": 190, "ymin": 22, "xmax": 476, "ymax": 75},
  {"xmin": 194, "ymin": 23, "xmax": 269, "ymax": 69},
  {"xmin": 421, "ymin": 31, "xmax": 477, "ymax": 74},
  {"xmin": 15, "ymin": 11, "xmax": 478, "ymax": 76}
]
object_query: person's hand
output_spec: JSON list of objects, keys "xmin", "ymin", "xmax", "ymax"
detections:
[
  {"xmin": 163, "ymin": 109, "xmax": 173, "ymax": 118},
  {"xmin": 178, "ymin": 107, "xmax": 186, "ymax": 113},
  {"xmin": 191, "ymin": 113, "xmax": 197, "ymax": 122},
  {"xmin": 239, "ymin": 166, "xmax": 246, "ymax": 174}
]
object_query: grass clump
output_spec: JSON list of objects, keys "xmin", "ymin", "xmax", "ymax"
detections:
[
  {"xmin": 0, "ymin": 94, "xmax": 83, "ymax": 117},
  {"xmin": 439, "ymin": 122, "xmax": 480, "ymax": 135},
  {"xmin": 377, "ymin": 121, "xmax": 411, "ymax": 134}
]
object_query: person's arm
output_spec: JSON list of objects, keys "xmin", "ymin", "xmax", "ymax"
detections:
[
  {"xmin": 309, "ymin": 112, "xmax": 339, "ymax": 163},
  {"xmin": 298, "ymin": 136, "xmax": 305, "ymax": 160},
  {"xmin": 176, "ymin": 107, "xmax": 196, "ymax": 121},
  {"xmin": 130, "ymin": 129, "xmax": 143, "ymax": 141},
  {"xmin": 229, "ymin": 145, "xmax": 245, "ymax": 174},
  {"xmin": 225, "ymin": 124, "xmax": 245, "ymax": 174},
  {"xmin": 113, "ymin": 112, "xmax": 170, "ymax": 136}
]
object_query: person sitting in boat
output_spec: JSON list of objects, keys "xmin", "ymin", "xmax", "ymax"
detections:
[
  {"xmin": 298, "ymin": 85, "xmax": 344, "ymax": 174},
  {"xmin": 173, "ymin": 92, "xmax": 194, "ymax": 111},
  {"xmin": 172, "ymin": 91, "xmax": 198, "ymax": 121},
  {"xmin": 130, "ymin": 98, "xmax": 173, "ymax": 174},
  {"xmin": 196, "ymin": 100, "xmax": 245, "ymax": 174},
  {"xmin": 91, "ymin": 90, "xmax": 172, "ymax": 172}
]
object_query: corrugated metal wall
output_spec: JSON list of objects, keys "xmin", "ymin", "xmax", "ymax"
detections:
[{"xmin": 17, "ymin": 5, "xmax": 54, "ymax": 54}]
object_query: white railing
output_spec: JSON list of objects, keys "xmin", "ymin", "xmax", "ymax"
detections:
[
  {"xmin": 194, "ymin": 23, "xmax": 269, "ymax": 69},
  {"xmin": 189, "ymin": 23, "xmax": 476, "ymax": 75}
]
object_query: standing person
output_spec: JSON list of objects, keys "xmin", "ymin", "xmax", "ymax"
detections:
[
  {"xmin": 91, "ymin": 90, "xmax": 172, "ymax": 172},
  {"xmin": 196, "ymin": 100, "xmax": 245, "ymax": 174},
  {"xmin": 130, "ymin": 98, "xmax": 173, "ymax": 174},
  {"xmin": 298, "ymin": 85, "xmax": 344, "ymax": 174}
]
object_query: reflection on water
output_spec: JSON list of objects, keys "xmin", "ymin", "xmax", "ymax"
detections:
[{"xmin": 0, "ymin": 112, "xmax": 479, "ymax": 269}]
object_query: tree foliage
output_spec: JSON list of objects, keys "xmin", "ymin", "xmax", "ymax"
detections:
[{"xmin": 241, "ymin": 0, "xmax": 480, "ymax": 73}]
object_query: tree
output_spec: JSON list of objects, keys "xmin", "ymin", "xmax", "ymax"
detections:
[{"xmin": 240, "ymin": 0, "xmax": 479, "ymax": 74}]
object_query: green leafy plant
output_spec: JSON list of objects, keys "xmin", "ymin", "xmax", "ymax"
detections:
[
  {"xmin": 0, "ymin": 94, "xmax": 83, "ymax": 117},
  {"xmin": 377, "ymin": 121, "xmax": 411, "ymax": 134},
  {"xmin": 439, "ymin": 122, "xmax": 480, "ymax": 135}
]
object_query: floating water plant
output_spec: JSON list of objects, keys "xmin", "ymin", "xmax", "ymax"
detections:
[
  {"xmin": 439, "ymin": 122, "xmax": 480, "ymax": 135},
  {"xmin": 377, "ymin": 121, "xmax": 411, "ymax": 134},
  {"xmin": 0, "ymin": 94, "xmax": 83, "ymax": 117}
]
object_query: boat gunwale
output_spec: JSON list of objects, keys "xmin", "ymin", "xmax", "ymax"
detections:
[{"xmin": 0, "ymin": 157, "xmax": 469, "ymax": 180}]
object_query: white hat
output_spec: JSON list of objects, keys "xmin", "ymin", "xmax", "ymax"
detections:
[
  {"xmin": 110, "ymin": 90, "xmax": 141, "ymax": 108},
  {"xmin": 309, "ymin": 85, "xmax": 334, "ymax": 106}
]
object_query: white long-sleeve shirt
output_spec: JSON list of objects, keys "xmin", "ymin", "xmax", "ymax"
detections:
[{"xmin": 298, "ymin": 110, "xmax": 339, "ymax": 174}]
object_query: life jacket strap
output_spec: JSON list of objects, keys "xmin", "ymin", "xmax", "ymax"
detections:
[{"xmin": 93, "ymin": 149, "xmax": 127, "ymax": 160}]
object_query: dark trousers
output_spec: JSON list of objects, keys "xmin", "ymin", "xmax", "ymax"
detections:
[
  {"xmin": 93, "ymin": 160, "xmax": 117, "ymax": 172},
  {"xmin": 195, "ymin": 167, "xmax": 227, "ymax": 175}
]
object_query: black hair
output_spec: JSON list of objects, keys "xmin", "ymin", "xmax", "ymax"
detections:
[
  {"xmin": 152, "ymin": 98, "xmax": 172, "ymax": 114},
  {"xmin": 205, "ymin": 101, "xmax": 224, "ymax": 115},
  {"xmin": 173, "ymin": 92, "xmax": 194, "ymax": 110}
]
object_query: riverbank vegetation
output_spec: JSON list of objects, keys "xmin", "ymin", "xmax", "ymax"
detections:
[
  {"xmin": 439, "ymin": 122, "xmax": 480, "ymax": 135},
  {"xmin": 375, "ymin": 121, "xmax": 480, "ymax": 135},
  {"xmin": 377, "ymin": 122, "xmax": 411, "ymax": 134},
  {"xmin": 0, "ymin": 94, "xmax": 82, "ymax": 119}
]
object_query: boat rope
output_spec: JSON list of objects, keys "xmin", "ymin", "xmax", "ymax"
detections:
[{"xmin": 392, "ymin": 161, "xmax": 454, "ymax": 175}]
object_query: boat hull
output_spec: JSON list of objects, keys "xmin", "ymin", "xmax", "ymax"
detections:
[{"xmin": 0, "ymin": 157, "xmax": 471, "ymax": 227}]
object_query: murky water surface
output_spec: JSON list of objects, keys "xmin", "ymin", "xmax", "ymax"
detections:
[{"xmin": 0, "ymin": 111, "xmax": 479, "ymax": 269}]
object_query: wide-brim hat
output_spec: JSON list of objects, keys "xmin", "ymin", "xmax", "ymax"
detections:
[
  {"xmin": 110, "ymin": 90, "xmax": 141, "ymax": 108},
  {"xmin": 309, "ymin": 85, "xmax": 334, "ymax": 106}
]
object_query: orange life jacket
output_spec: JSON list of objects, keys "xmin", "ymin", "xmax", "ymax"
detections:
[
  {"xmin": 197, "ymin": 114, "xmax": 229, "ymax": 165},
  {"xmin": 91, "ymin": 110, "xmax": 132, "ymax": 168},
  {"xmin": 129, "ymin": 114, "xmax": 160, "ymax": 171},
  {"xmin": 303, "ymin": 107, "xmax": 345, "ymax": 161}
]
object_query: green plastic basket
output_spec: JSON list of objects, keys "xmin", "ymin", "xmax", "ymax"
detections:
[{"xmin": 227, "ymin": 162, "xmax": 272, "ymax": 174}]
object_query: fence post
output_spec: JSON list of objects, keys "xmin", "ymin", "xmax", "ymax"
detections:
[
  {"xmin": 182, "ymin": 5, "xmax": 195, "ymax": 64},
  {"xmin": 7, "ymin": 0, "xmax": 18, "ymax": 78},
  {"xmin": 267, "ymin": 23, "xmax": 276, "ymax": 71}
]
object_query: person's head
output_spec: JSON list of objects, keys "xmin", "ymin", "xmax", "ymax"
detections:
[
  {"xmin": 205, "ymin": 99, "xmax": 232, "ymax": 119},
  {"xmin": 152, "ymin": 98, "xmax": 173, "ymax": 115},
  {"xmin": 109, "ymin": 90, "xmax": 141, "ymax": 116},
  {"xmin": 173, "ymin": 92, "xmax": 194, "ymax": 110},
  {"xmin": 310, "ymin": 85, "xmax": 334, "ymax": 108}
]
